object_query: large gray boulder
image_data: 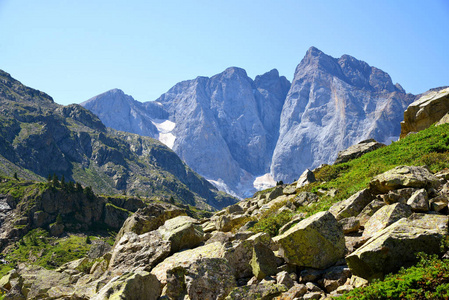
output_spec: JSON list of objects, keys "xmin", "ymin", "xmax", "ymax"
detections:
[
  {"xmin": 335, "ymin": 139, "xmax": 385, "ymax": 164},
  {"xmin": 362, "ymin": 203, "xmax": 412, "ymax": 239},
  {"xmin": 273, "ymin": 211, "xmax": 345, "ymax": 269},
  {"xmin": 329, "ymin": 189, "xmax": 373, "ymax": 220},
  {"xmin": 369, "ymin": 166, "xmax": 440, "ymax": 194},
  {"xmin": 296, "ymin": 169, "xmax": 316, "ymax": 188},
  {"xmin": 400, "ymin": 87, "xmax": 449, "ymax": 138},
  {"xmin": 346, "ymin": 213, "xmax": 449, "ymax": 280},
  {"xmin": 157, "ymin": 215, "xmax": 204, "ymax": 253},
  {"xmin": 225, "ymin": 281, "xmax": 287, "ymax": 300}
]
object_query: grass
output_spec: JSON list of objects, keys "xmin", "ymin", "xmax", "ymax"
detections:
[
  {"xmin": 337, "ymin": 253, "xmax": 449, "ymax": 300},
  {"xmin": 0, "ymin": 228, "xmax": 100, "ymax": 277}
]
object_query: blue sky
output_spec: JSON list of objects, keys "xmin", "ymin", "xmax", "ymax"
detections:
[{"xmin": 0, "ymin": 0, "xmax": 448, "ymax": 105}]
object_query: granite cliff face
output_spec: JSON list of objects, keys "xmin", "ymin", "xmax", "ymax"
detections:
[{"xmin": 82, "ymin": 47, "xmax": 416, "ymax": 197}]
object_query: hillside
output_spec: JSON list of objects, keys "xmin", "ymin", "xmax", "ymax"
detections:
[
  {"xmin": 1, "ymin": 100, "xmax": 449, "ymax": 299},
  {"xmin": 82, "ymin": 47, "xmax": 416, "ymax": 198},
  {"xmin": 0, "ymin": 70, "xmax": 237, "ymax": 210}
]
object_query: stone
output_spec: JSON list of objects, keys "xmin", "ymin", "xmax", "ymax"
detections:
[
  {"xmin": 346, "ymin": 213, "xmax": 449, "ymax": 280},
  {"xmin": 318, "ymin": 265, "xmax": 351, "ymax": 293},
  {"xmin": 400, "ymin": 87, "xmax": 449, "ymax": 138},
  {"xmin": 278, "ymin": 213, "xmax": 306, "ymax": 235},
  {"xmin": 303, "ymin": 291, "xmax": 323, "ymax": 300},
  {"xmin": 103, "ymin": 203, "xmax": 130, "ymax": 229},
  {"xmin": 329, "ymin": 189, "xmax": 373, "ymax": 220},
  {"xmin": 338, "ymin": 217, "xmax": 360, "ymax": 234},
  {"xmin": 299, "ymin": 268, "xmax": 324, "ymax": 283},
  {"xmin": 380, "ymin": 188, "xmax": 416, "ymax": 205},
  {"xmin": 225, "ymin": 281, "xmax": 287, "ymax": 300},
  {"xmin": 305, "ymin": 282, "xmax": 323, "ymax": 292},
  {"xmin": 357, "ymin": 199, "xmax": 385, "ymax": 226},
  {"xmin": 335, "ymin": 139, "xmax": 385, "ymax": 164},
  {"xmin": 87, "ymin": 240, "xmax": 112, "ymax": 259},
  {"xmin": 0, "ymin": 269, "xmax": 19, "ymax": 291},
  {"xmin": 296, "ymin": 169, "xmax": 316, "ymax": 188},
  {"xmin": 216, "ymin": 214, "xmax": 248, "ymax": 232},
  {"xmin": 49, "ymin": 223, "xmax": 64, "ymax": 237},
  {"xmin": 223, "ymin": 239, "xmax": 255, "ymax": 279},
  {"xmin": 157, "ymin": 215, "xmax": 204, "ymax": 253},
  {"xmin": 164, "ymin": 258, "xmax": 236, "ymax": 300},
  {"xmin": 273, "ymin": 211, "xmax": 345, "ymax": 269},
  {"xmin": 369, "ymin": 166, "xmax": 440, "ymax": 194},
  {"xmin": 406, "ymin": 189, "xmax": 429, "ymax": 212},
  {"xmin": 362, "ymin": 203, "xmax": 412, "ymax": 239},
  {"xmin": 114, "ymin": 203, "xmax": 185, "ymax": 245},
  {"xmin": 109, "ymin": 231, "xmax": 171, "ymax": 273},
  {"xmin": 283, "ymin": 184, "xmax": 297, "ymax": 195},
  {"xmin": 266, "ymin": 186, "xmax": 285, "ymax": 201},
  {"xmin": 275, "ymin": 284, "xmax": 307, "ymax": 299},
  {"xmin": 92, "ymin": 270, "xmax": 161, "ymax": 300},
  {"xmin": 226, "ymin": 204, "xmax": 244, "ymax": 215},
  {"xmin": 292, "ymin": 192, "xmax": 319, "ymax": 207},
  {"xmin": 251, "ymin": 243, "xmax": 278, "ymax": 280},
  {"xmin": 276, "ymin": 271, "xmax": 295, "ymax": 289}
]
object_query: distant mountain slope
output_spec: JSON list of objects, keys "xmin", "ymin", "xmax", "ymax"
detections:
[
  {"xmin": 0, "ymin": 70, "xmax": 237, "ymax": 210},
  {"xmin": 82, "ymin": 47, "xmax": 416, "ymax": 197}
]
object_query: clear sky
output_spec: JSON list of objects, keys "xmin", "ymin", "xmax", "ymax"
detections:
[{"xmin": 0, "ymin": 0, "xmax": 448, "ymax": 105}]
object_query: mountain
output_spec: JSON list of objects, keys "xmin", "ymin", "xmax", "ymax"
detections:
[
  {"xmin": 0, "ymin": 70, "xmax": 237, "ymax": 210},
  {"xmin": 82, "ymin": 47, "xmax": 416, "ymax": 197}
]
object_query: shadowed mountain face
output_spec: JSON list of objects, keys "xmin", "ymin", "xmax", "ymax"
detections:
[
  {"xmin": 82, "ymin": 47, "xmax": 416, "ymax": 197},
  {"xmin": 0, "ymin": 70, "xmax": 237, "ymax": 210}
]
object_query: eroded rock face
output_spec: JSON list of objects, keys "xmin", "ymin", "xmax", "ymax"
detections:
[
  {"xmin": 273, "ymin": 211, "xmax": 345, "ymax": 269},
  {"xmin": 329, "ymin": 189, "xmax": 374, "ymax": 220},
  {"xmin": 362, "ymin": 203, "xmax": 412, "ymax": 239},
  {"xmin": 157, "ymin": 215, "xmax": 204, "ymax": 253},
  {"xmin": 335, "ymin": 139, "xmax": 385, "ymax": 164},
  {"xmin": 369, "ymin": 166, "xmax": 440, "ymax": 194},
  {"xmin": 400, "ymin": 87, "xmax": 449, "ymax": 138},
  {"xmin": 346, "ymin": 213, "xmax": 449, "ymax": 280}
]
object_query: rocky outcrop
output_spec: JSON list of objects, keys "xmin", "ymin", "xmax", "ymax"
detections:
[
  {"xmin": 400, "ymin": 87, "xmax": 449, "ymax": 138},
  {"xmin": 346, "ymin": 214, "xmax": 448, "ymax": 280},
  {"xmin": 334, "ymin": 139, "xmax": 385, "ymax": 164},
  {"xmin": 273, "ymin": 211, "xmax": 345, "ymax": 269}
]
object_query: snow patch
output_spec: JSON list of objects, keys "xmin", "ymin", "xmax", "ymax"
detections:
[
  {"xmin": 253, "ymin": 173, "xmax": 276, "ymax": 191},
  {"xmin": 207, "ymin": 178, "xmax": 240, "ymax": 198},
  {"xmin": 152, "ymin": 119, "xmax": 176, "ymax": 149}
]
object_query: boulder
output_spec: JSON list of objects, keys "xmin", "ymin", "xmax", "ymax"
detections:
[
  {"xmin": 406, "ymin": 189, "xmax": 429, "ymax": 212},
  {"xmin": 430, "ymin": 195, "xmax": 449, "ymax": 212},
  {"xmin": 225, "ymin": 281, "xmax": 287, "ymax": 300},
  {"xmin": 266, "ymin": 186, "xmax": 285, "ymax": 201},
  {"xmin": 334, "ymin": 139, "xmax": 385, "ymax": 164},
  {"xmin": 223, "ymin": 239, "xmax": 255, "ymax": 279},
  {"xmin": 251, "ymin": 243, "xmax": 278, "ymax": 280},
  {"xmin": 296, "ymin": 169, "xmax": 316, "ymax": 188},
  {"xmin": 276, "ymin": 271, "xmax": 295, "ymax": 289},
  {"xmin": 362, "ymin": 203, "xmax": 412, "ymax": 239},
  {"xmin": 346, "ymin": 213, "xmax": 449, "ymax": 280},
  {"xmin": 273, "ymin": 211, "xmax": 345, "ymax": 269},
  {"xmin": 216, "ymin": 214, "xmax": 248, "ymax": 232},
  {"xmin": 357, "ymin": 199, "xmax": 385, "ymax": 226},
  {"xmin": 157, "ymin": 216, "xmax": 204, "ymax": 253},
  {"xmin": 317, "ymin": 265, "xmax": 351, "ymax": 293},
  {"xmin": 292, "ymin": 192, "xmax": 319, "ymax": 207},
  {"xmin": 369, "ymin": 166, "xmax": 440, "ymax": 194},
  {"xmin": 114, "ymin": 202, "xmax": 185, "ymax": 245},
  {"xmin": 400, "ymin": 87, "xmax": 449, "ymax": 138},
  {"xmin": 103, "ymin": 203, "xmax": 130, "ymax": 229},
  {"xmin": 338, "ymin": 217, "xmax": 360, "ymax": 234},
  {"xmin": 379, "ymin": 188, "xmax": 416, "ymax": 205},
  {"xmin": 276, "ymin": 284, "xmax": 308, "ymax": 299},
  {"xmin": 109, "ymin": 231, "xmax": 171, "ymax": 273},
  {"xmin": 92, "ymin": 270, "xmax": 161, "ymax": 300},
  {"xmin": 329, "ymin": 189, "xmax": 373, "ymax": 220}
]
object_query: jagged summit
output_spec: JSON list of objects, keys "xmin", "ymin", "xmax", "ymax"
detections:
[{"xmin": 82, "ymin": 48, "xmax": 416, "ymax": 197}]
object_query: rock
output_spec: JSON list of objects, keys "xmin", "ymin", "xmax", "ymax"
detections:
[
  {"xmin": 226, "ymin": 204, "xmax": 244, "ymax": 215},
  {"xmin": 303, "ymin": 291, "xmax": 323, "ymax": 300},
  {"xmin": 225, "ymin": 281, "xmax": 287, "ymax": 300},
  {"xmin": 216, "ymin": 214, "xmax": 248, "ymax": 232},
  {"xmin": 267, "ymin": 186, "xmax": 285, "ymax": 201},
  {"xmin": 157, "ymin": 215, "xmax": 204, "ymax": 253},
  {"xmin": 338, "ymin": 217, "xmax": 360, "ymax": 234},
  {"xmin": 48, "ymin": 222, "xmax": 64, "ymax": 237},
  {"xmin": 223, "ymin": 240, "xmax": 255, "ymax": 279},
  {"xmin": 205, "ymin": 231, "xmax": 234, "ymax": 245},
  {"xmin": 430, "ymin": 195, "xmax": 448, "ymax": 212},
  {"xmin": 363, "ymin": 203, "xmax": 412, "ymax": 239},
  {"xmin": 251, "ymin": 243, "xmax": 278, "ymax": 280},
  {"xmin": 283, "ymin": 184, "xmax": 297, "ymax": 195},
  {"xmin": 0, "ymin": 269, "xmax": 19, "ymax": 291},
  {"xmin": 273, "ymin": 211, "xmax": 345, "ymax": 269},
  {"xmin": 369, "ymin": 166, "xmax": 440, "ymax": 194},
  {"xmin": 275, "ymin": 271, "xmax": 295, "ymax": 289},
  {"xmin": 305, "ymin": 282, "xmax": 323, "ymax": 292},
  {"xmin": 114, "ymin": 203, "xmax": 185, "ymax": 245},
  {"xmin": 278, "ymin": 213, "xmax": 306, "ymax": 235},
  {"xmin": 346, "ymin": 213, "xmax": 449, "ymax": 280},
  {"xmin": 103, "ymin": 203, "xmax": 130, "ymax": 229},
  {"xmin": 406, "ymin": 189, "xmax": 429, "ymax": 212},
  {"xmin": 335, "ymin": 139, "xmax": 385, "ymax": 164},
  {"xmin": 400, "ymin": 87, "xmax": 449, "ymax": 138},
  {"xmin": 292, "ymin": 192, "xmax": 319, "ymax": 207},
  {"xmin": 164, "ymin": 258, "xmax": 236, "ymax": 300},
  {"xmin": 92, "ymin": 270, "xmax": 161, "ymax": 300},
  {"xmin": 357, "ymin": 199, "xmax": 385, "ymax": 226},
  {"xmin": 109, "ymin": 231, "xmax": 171, "ymax": 273},
  {"xmin": 329, "ymin": 189, "xmax": 373, "ymax": 220},
  {"xmin": 296, "ymin": 169, "xmax": 316, "ymax": 188},
  {"xmin": 379, "ymin": 188, "xmax": 416, "ymax": 205},
  {"xmin": 87, "ymin": 240, "xmax": 112, "ymax": 259},
  {"xmin": 299, "ymin": 268, "xmax": 325, "ymax": 283},
  {"xmin": 275, "ymin": 284, "xmax": 307, "ymax": 299},
  {"xmin": 318, "ymin": 265, "xmax": 351, "ymax": 293}
]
